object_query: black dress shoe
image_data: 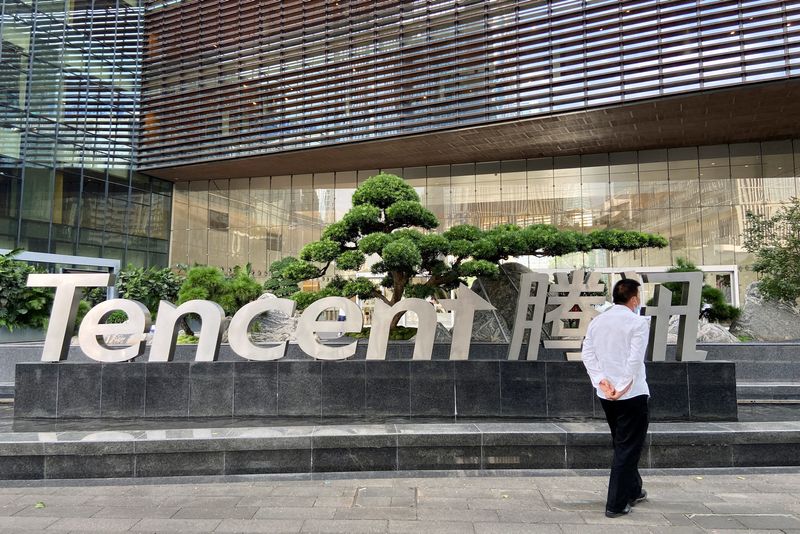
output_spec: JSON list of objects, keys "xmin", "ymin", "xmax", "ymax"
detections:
[
  {"xmin": 605, "ymin": 503, "xmax": 631, "ymax": 518},
  {"xmin": 629, "ymin": 489, "xmax": 647, "ymax": 506}
]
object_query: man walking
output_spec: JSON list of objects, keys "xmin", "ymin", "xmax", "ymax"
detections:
[{"xmin": 581, "ymin": 278, "xmax": 650, "ymax": 518}]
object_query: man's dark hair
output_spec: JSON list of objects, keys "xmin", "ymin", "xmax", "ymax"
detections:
[{"xmin": 612, "ymin": 279, "xmax": 641, "ymax": 304}]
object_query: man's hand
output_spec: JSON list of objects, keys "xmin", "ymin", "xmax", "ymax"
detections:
[
  {"xmin": 606, "ymin": 380, "xmax": 632, "ymax": 401},
  {"xmin": 598, "ymin": 379, "xmax": 615, "ymax": 398}
]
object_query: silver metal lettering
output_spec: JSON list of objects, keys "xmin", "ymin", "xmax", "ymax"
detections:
[
  {"xmin": 507, "ymin": 272, "xmax": 550, "ymax": 360},
  {"xmin": 228, "ymin": 298, "xmax": 296, "ymax": 361},
  {"xmin": 367, "ymin": 298, "xmax": 437, "ymax": 360},
  {"xmin": 543, "ymin": 269, "xmax": 605, "ymax": 360},
  {"xmin": 27, "ymin": 273, "xmax": 113, "ymax": 362},
  {"xmin": 150, "ymin": 300, "xmax": 225, "ymax": 362},
  {"xmin": 78, "ymin": 299, "xmax": 151, "ymax": 362},
  {"xmin": 440, "ymin": 284, "xmax": 495, "ymax": 360},
  {"xmin": 642, "ymin": 271, "xmax": 707, "ymax": 361},
  {"xmin": 296, "ymin": 297, "xmax": 362, "ymax": 360}
]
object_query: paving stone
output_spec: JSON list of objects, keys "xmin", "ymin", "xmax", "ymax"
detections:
[
  {"xmin": 352, "ymin": 496, "xmax": 393, "ymax": 507},
  {"xmin": 86, "ymin": 495, "xmax": 166, "ymax": 507},
  {"xmin": 686, "ymin": 514, "xmax": 748, "ymax": 529},
  {"xmin": 300, "ymin": 518, "xmax": 389, "ymax": 533},
  {"xmin": 271, "ymin": 486, "xmax": 350, "ymax": 497},
  {"xmin": 0, "ymin": 504, "xmax": 25, "ymax": 516},
  {"xmin": 389, "ymin": 496, "xmax": 415, "ymax": 507},
  {"xmin": 45, "ymin": 517, "xmax": 139, "ymax": 531},
  {"xmin": 253, "ymin": 506, "xmax": 338, "ymax": 520},
  {"xmin": 705, "ymin": 502, "xmax": 793, "ymax": 514},
  {"xmin": 416, "ymin": 497, "xmax": 469, "ymax": 509},
  {"xmin": 171, "ymin": 506, "xmax": 259, "ymax": 519},
  {"xmin": 0, "ymin": 515, "xmax": 59, "ymax": 530},
  {"xmin": 130, "ymin": 517, "xmax": 223, "ymax": 532},
  {"xmin": 581, "ymin": 510, "xmax": 671, "ymax": 525},
  {"xmin": 646, "ymin": 528, "xmax": 705, "ymax": 534},
  {"xmin": 214, "ymin": 518, "xmax": 304, "ymax": 533},
  {"xmin": 12, "ymin": 494, "xmax": 92, "ymax": 506},
  {"xmin": 466, "ymin": 497, "xmax": 549, "ymax": 510},
  {"xmin": 92, "ymin": 505, "xmax": 181, "ymax": 519},
  {"xmin": 474, "ymin": 522, "xmax": 562, "ymax": 534},
  {"xmin": 315, "ymin": 496, "xmax": 357, "ymax": 507},
  {"xmin": 159, "ymin": 495, "xmax": 243, "ymax": 508},
  {"xmin": 388, "ymin": 520, "xmax": 474, "ymax": 533},
  {"xmin": 558, "ymin": 525, "xmax": 648, "ymax": 534},
  {"xmin": 13, "ymin": 505, "xmax": 103, "ymax": 518},
  {"xmin": 663, "ymin": 512, "xmax": 697, "ymax": 527},
  {"xmin": 495, "ymin": 509, "xmax": 586, "ymax": 523},
  {"xmin": 735, "ymin": 514, "xmax": 800, "ymax": 529},
  {"xmin": 417, "ymin": 508, "xmax": 499, "ymax": 522},
  {"xmin": 334, "ymin": 507, "xmax": 417, "ymax": 520},
  {"xmin": 236, "ymin": 496, "xmax": 318, "ymax": 507}
]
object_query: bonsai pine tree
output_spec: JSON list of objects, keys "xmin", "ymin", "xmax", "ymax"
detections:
[{"xmin": 276, "ymin": 173, "xmax": 669, "ymax": 315}]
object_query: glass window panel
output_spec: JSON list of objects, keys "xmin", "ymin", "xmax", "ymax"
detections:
[
  {"xmin": 761, "ymin": 140, "xmax": 794, "ymax": 178},
  {"xmin": 291, "ymin": 174, "xmax": 315, "ymax": 258},
  {"xmin": 638, "ymin": 149, "xmax": 668, "ymax": 172},
  {"xmin": 188, "ymin": 181, "xmax": 209, "ymax": 230},
  {"xmin": 208, "ymin": 229, "xmax": 229, "ymax": 271},
  {"xmin": 476, "ymin": 162, "xmax": 502, "ymax": 227},
  {"xmin": 699, "ymin": 144, "xmax": 730, "ymax": 168},
  {"xmin": 314, "ymin": 172, "xmax": 336, "ymax": 225},
  {"xmin": 699, "ymin": 166, "xmax": 734, "ymax": 206},
  {"xmin": 450, "ymin": 163, "xmax": 476, "ymax": 226},
  {"xmin": 335, "ymin": 171, "xmax": 357, "ymax": 221},
  {"xmin": 21, "ymin": 167, "xmax": 54, "ymax": 223},
  {"xmin": 669, "ymin": 207, "xmax": 704, "ymax": 265},
  {"xmin": 501, "ymin": 160, "xmax": 527, "ymax": 219},
  {"xmin": 701, "ymin": 206, "xmax": 736, "ymax": 265},
  {"xmin": 638, "ymin": 170, "xmax": 670, "ymax": 209},
  {"xmin": 668, "ymin": 146, "xmax": 698, "ymax": 170},
  {"xmin": 249, "ymin": 177, "xmax": 270, "ymax": 228},
  {"xmin": 729, "ymin": 142, "xmax": 761, "ymax": 166},
  {"xmin": 427, "ymin": 165, "xmax": 450, "ymax": 224}
]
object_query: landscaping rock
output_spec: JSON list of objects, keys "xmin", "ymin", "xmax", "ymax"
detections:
[{"xmin": 730, "ymin": 282, "xmax": 800, "ymax": 341}]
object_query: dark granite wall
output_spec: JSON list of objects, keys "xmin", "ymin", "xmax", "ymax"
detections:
[{"xmin": 14, "ymin": 360, "xmax": 737, "ymax": 422}]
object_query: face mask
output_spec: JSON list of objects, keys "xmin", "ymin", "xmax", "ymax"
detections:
[{"xmin": 633, "ymin": 305, "xmax": 642, "ymax": 315}]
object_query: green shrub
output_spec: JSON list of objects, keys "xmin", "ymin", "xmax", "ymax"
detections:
[
  {"xmin": 0, "ymin": 249, "xmax": 54, "ymax": 331},
  {"xmin": 646, "ymin": 258, "xmax": 741, "ymax": 323},
  {"xmin": 116, "ymin": 265, "xmax": 184, "ymax": 315}
]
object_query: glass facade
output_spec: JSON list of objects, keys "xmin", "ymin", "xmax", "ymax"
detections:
[
  {"xmin": 170, "ymin": 139, "xmax": 800, "ymax": 297},
  {"xmin": 0, "ymin": 0, "xmax": 171, "ymax": 266},
  {"xmin": 140, "ymin": 0, "xmax": 800, "ymax": 169}
]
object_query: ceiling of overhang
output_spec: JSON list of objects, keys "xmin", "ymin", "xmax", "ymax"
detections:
[{"xmin": 142, "ymin": 79, "xmax": 800, "ymax": 181}]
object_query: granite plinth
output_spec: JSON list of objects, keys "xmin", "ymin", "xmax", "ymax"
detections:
[
  {"xmin": 13, "ymin": 361, "xmax": 737, "ymax": 422},
  {"xmin": 0, "ymin": 420, "xmax": 796, "ymax": 480}
]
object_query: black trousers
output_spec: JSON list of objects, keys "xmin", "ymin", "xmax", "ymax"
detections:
[{"xmin": 600, "ymin": 394, "xmax": 649, "ymax": 512}]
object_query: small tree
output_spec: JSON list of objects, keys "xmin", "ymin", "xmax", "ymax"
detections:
[
  {"xmin": 262, "ymin": 257, "xmax": 303, "ymax": 298},
  {"xmin": 177, "ymin": 264, "xmax": 263, "ymax": 335},
  {"xmin": 743, "ymin": 198, "xmax": 800, "ymax": 303},
  {"xmin": 647, "ymin": 258, "xmax": 740, "ymax": 323},
  {"xmin": 277, "ymin": 173, "xmax": 668, "ymax": 322}
]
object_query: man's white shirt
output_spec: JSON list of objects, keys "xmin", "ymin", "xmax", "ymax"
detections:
[{"xmin": 581, "ymin": 304, "xmax": 650, "ymax": 401}]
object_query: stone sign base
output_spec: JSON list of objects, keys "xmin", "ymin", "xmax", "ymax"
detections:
[{"xmin": 14, "ymin": 361, "xmax": 737, "ymax": 422}]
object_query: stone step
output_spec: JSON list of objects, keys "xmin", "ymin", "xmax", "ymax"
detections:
[
  {"xmin": 0, "ymin": 420, "xmax": 799, "ymax": 479},
  {"xmin": 737, "ymin": 382, "xmax": 800, "ymax": 401}
]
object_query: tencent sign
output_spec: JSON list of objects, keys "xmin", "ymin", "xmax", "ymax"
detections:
[{"xmin": 28, "ymin": 269, "xmax": 707, "ymax": 363}]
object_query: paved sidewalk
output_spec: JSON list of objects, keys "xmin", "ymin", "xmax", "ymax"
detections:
[{"xmin": 0, "ymin": 470, "xmax": 800, "ymax": 533}]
